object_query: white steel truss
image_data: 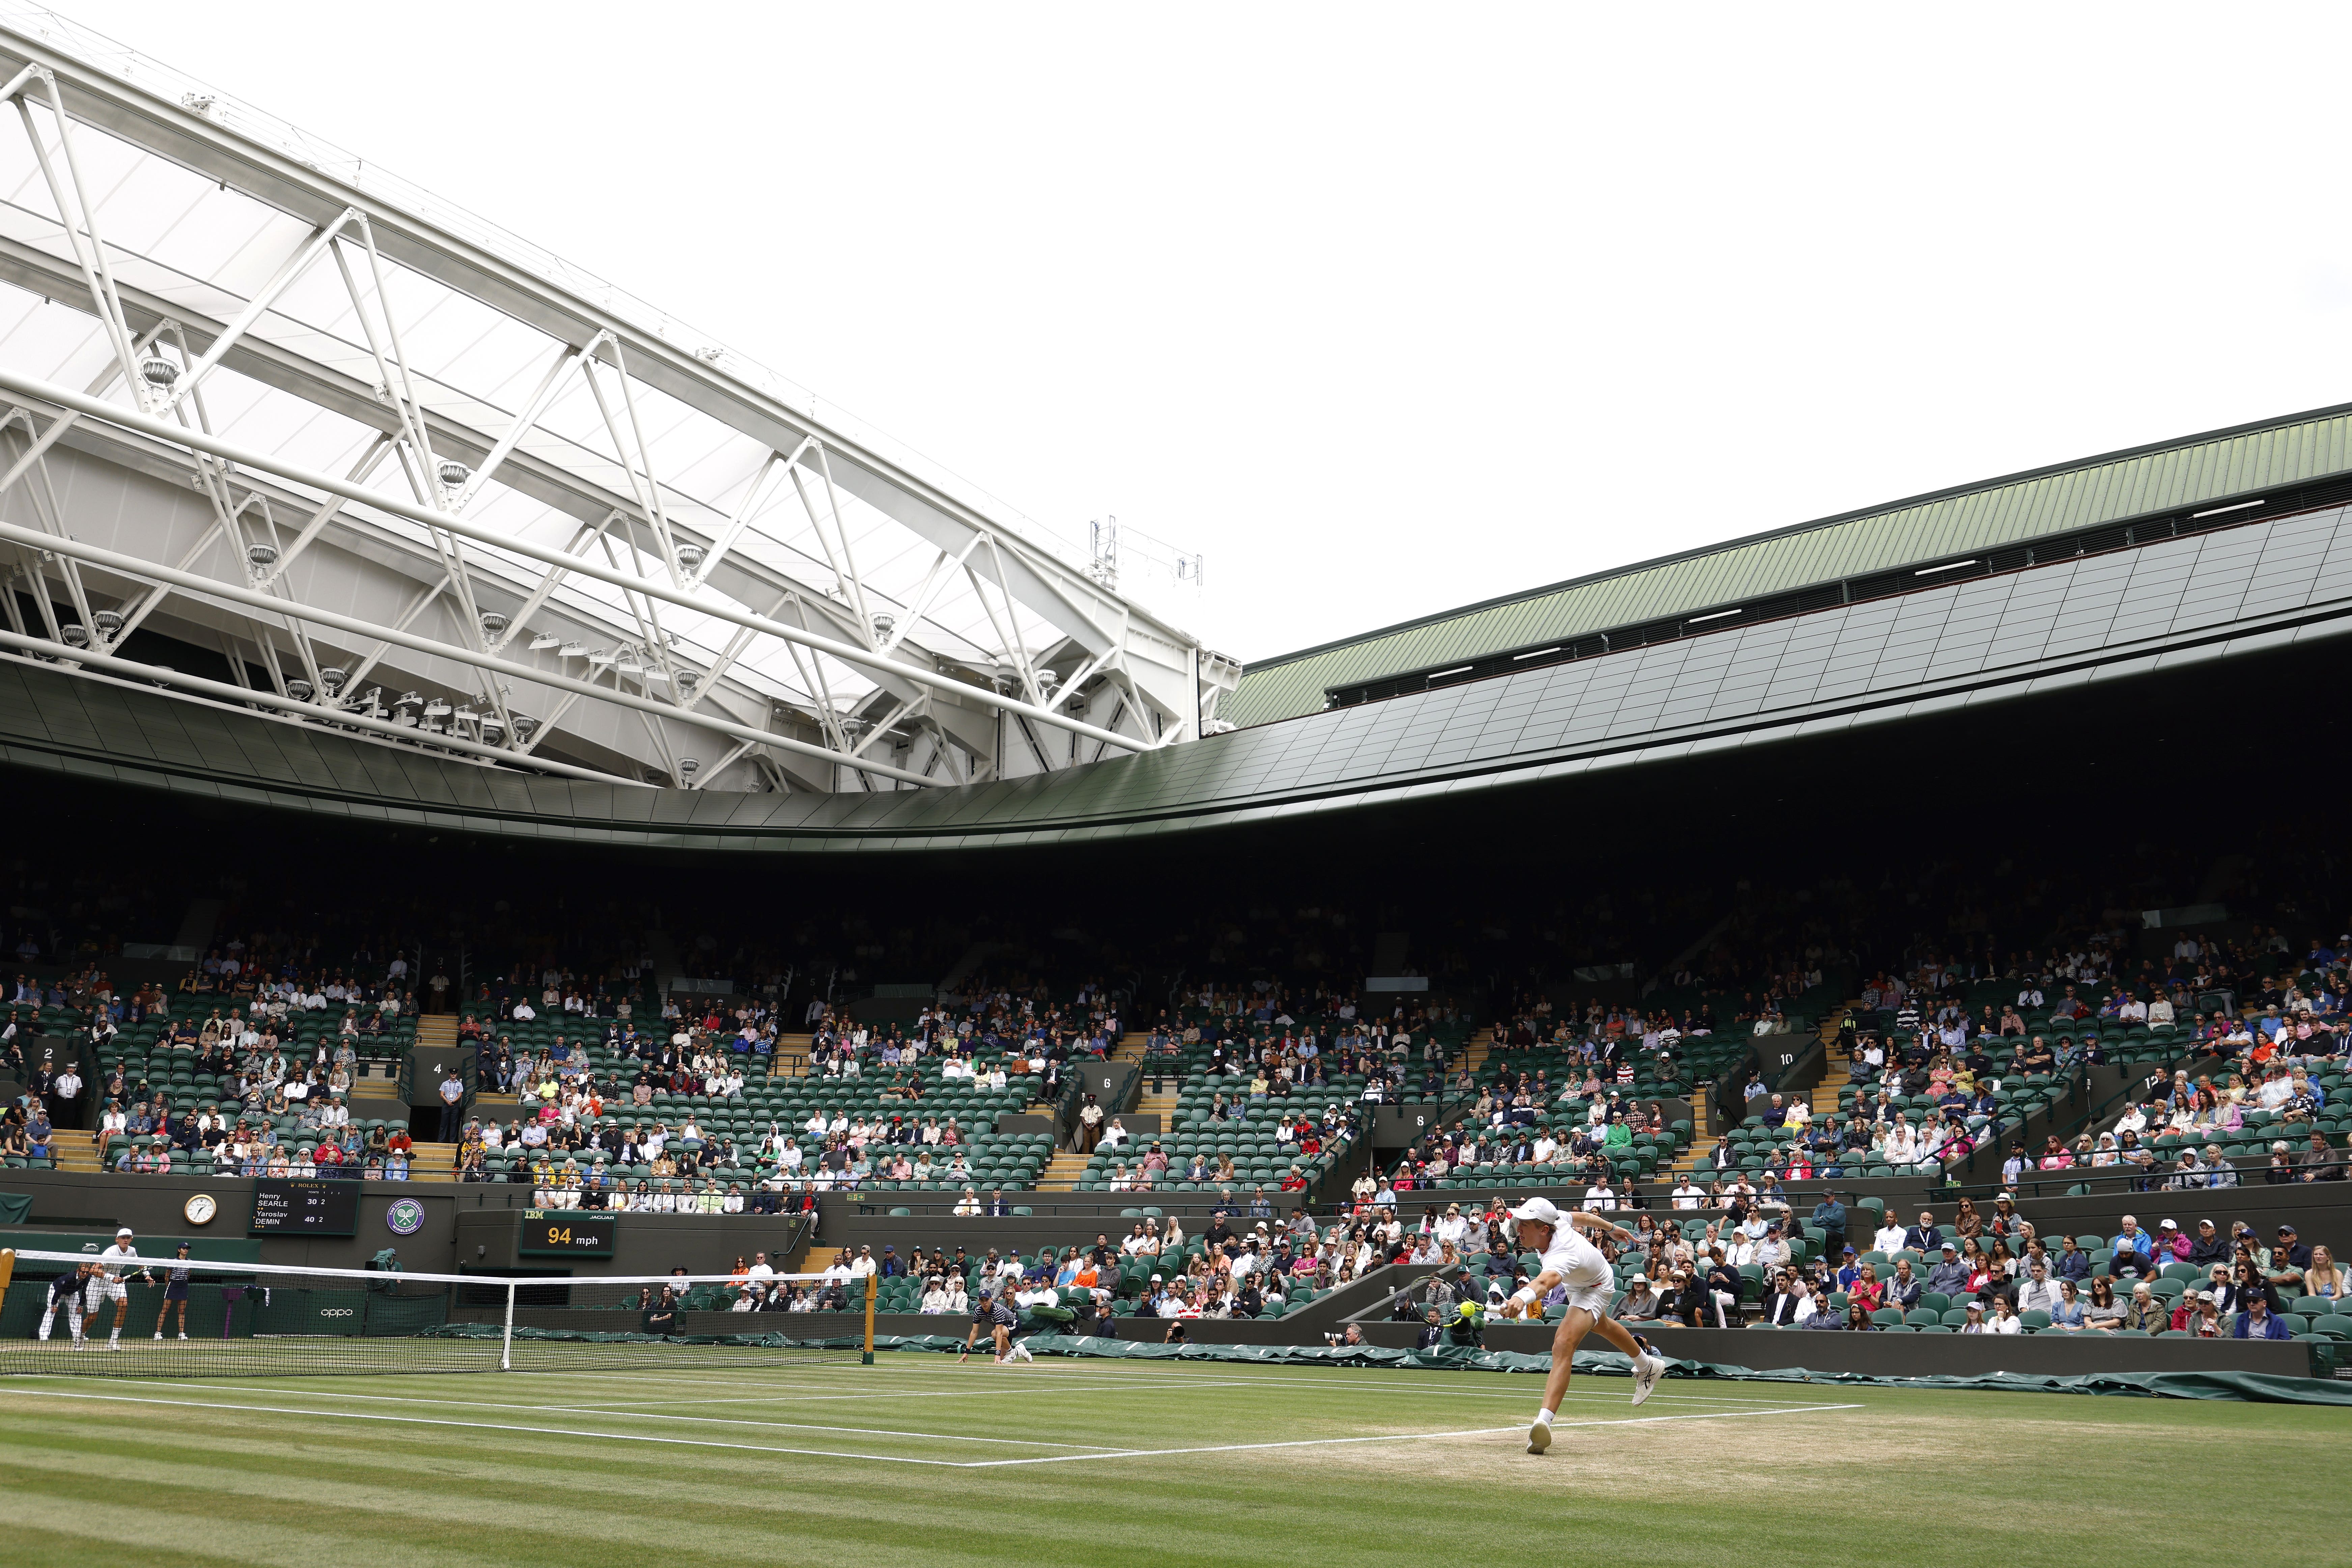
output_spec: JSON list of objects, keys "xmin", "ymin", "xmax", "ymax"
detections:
[{"xmin": 0, "ymin": 15, "xmax": 1240, "ymax": 792}]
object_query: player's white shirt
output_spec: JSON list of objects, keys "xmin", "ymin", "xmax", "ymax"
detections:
[
  {"xmin": 1536, "ymin": 1219, "xmax": 1616, "ymax": 1317},
  {"xmin": 93, "ymin": 1243, "xmax": 142, "ymax": 1298},
  {"xmin": 1537, "ymin": 1224, "xmax": 1611, "ymax": 1290}
]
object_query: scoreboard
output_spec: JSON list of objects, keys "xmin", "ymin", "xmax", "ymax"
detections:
[
  {"xmin": 518, "ymin": 1210, "xmax": 616, "ymax": 1257},
  {"xmin": 248, "ymin": 1177, "xmax": 360, "ymax": 1235}
]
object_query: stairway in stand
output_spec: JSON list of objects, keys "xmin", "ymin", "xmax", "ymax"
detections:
[
  {"xmin": 766, "ymin": 1034, "xmax": 815, "ymax": 1077},
  {"xmin": 1809, "ymin": 1041, "xmax": 1855, "ymax": 1126},
  {"xmin": 1030, "ymin": 1032, "xmax": 1151, "ymax": 1191},
  {"xmin": 1035, "ymin": 1150, "xmax": 1094, "ymax": 1191},
  {"xmin": 1668, "ymin": 1005, "xmax": 1856, "ymax": 1180},
  {"xmin": 1457, "ymin": 1026, "xmax": 1494, "ymax": 1081},
  {"xmin": 406, "ymin": 1142, "xmax": 458, "ymax": 1181},
  {"xmin": 412, "ymin": 1014, "xmax": 458, "ymax": 1065},
  {"xmin": 49, "ymin": 1128, "xmax": 102, "ymax": 1173}
]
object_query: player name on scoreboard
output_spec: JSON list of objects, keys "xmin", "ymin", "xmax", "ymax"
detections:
[
  {"xmin": 247, "ymin": 1177, "xmax": 361, "ymax": 1235},
  {"xmin": 519, "ymin": 1210, "xmax": 617, "ymax": 1257}
]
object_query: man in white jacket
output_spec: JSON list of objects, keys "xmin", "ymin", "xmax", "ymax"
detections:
[{"xmin": 2015, "ymin": 1260, "xmax": 2064, "ymax": 1316}]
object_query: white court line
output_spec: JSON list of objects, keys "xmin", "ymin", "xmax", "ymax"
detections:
[
  {"xmin": 6, "ymin": 1387, "xmax": 1861, "ymax": 1468},
  {"xmin": 11, "ymin": 1378, "xmax": 1120, "ymax": 1450},
  {"xmin": 7, "ymin": 1382, "xmax": 1119, "ymax": 1457},
  {"xmin": 38, "ymin": 1370, "xmax": 1781, "ymax": 1427},
  {"xmin": 5, "ymin": 1389, "xmax": 1012, "ymax": 1467}
]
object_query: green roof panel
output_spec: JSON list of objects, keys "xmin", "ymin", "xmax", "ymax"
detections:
[{"xmin": 1227, "ymin": 401, "xmax": 2352, "ymax": 726}]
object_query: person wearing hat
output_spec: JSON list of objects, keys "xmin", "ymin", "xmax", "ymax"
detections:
[
  {"xmin": 90, "ymin": 1227, "xmax": 152, "ymax": 1351},
  {"xmin": 1613, "ymin": 1273, "xmax": 1663, "ymax": 1322},
  {"xmin": 1958, "ymin": 1299, "xmax": 1989, "ymax": 1335},
  {"xmin": 1496, "ymin": 1196, "xmax": 1667, "ymax": 1455},
  {"xmin": 2186, "ymin": 1218, "xmax": 2231, "ymax": 1267},
  {"xmin": 1924, "ymin": 1241, "xmax": 1970, "ymax": 1297},
  {"xmin": 959, "ymin": 1287, "xmax": 1029, "ymax": 1365}
]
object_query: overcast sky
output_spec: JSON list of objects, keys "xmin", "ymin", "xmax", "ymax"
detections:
[{"xmin": 72, "ymin": 2, "xmax": 2352, "ymax": 665}]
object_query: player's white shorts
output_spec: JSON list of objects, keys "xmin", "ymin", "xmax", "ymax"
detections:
[
  {"xmin": 1544, "ymin": 1231, "xmax": 1616, "ymax": 1319},
  {"xmin": 92, "ymin": 1281, "xmax": 127, "ymax": 1304},
  {"xmin": 1558, "ymin": 1275, "xmax": 1615, "ymax": 1318}
]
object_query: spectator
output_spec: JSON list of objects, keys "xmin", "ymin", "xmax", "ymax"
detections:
[
  {"xmin": 1757, "ymin": 1274, "xmax": 1813, "ymax": 1326},
  {"xmin": 1810, "ymin": 1190, "xmax": 1847, "ymax": 1263},
  {"xmin": 1924, "ymin": 1242, "xmax": 1970, "ymax": 1298},
  {"xmin": 2304, "ymin": 1245, "xmax": 2347, "ymax": 1305},
  {"xmin": 2048, "ymin": 1278, "xmax": 2087, "ymax": 1331},
  {"xmin": 2015, "ymin": 1261, "xmax": 2063, "ymax": 1317},
  {"xmin": 2121, "ymin": 1282, "xmax": 2168, "ymax": 1335},
  {"xmin": 1989, "ymin": 1298, "xmax": 2025, "ymax": 1335},
  {"xmin": 2083, "ymin": 1277, "xmax": 2126, "ymax": 1331},
  {"xmin": 2234, "ymin": 1293, "xmax": 2293, "ymax": 1340},
  {"xmin": 1882, "ymin": 1259, "xmax": 1921, "ymax": 1312},
  {"xmin": 1958, "ymin": 1300, "xmax": 1988, "ymax": 1334}
]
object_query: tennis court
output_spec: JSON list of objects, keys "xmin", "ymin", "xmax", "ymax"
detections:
[{"xmin": 7, "ymin": 1351, "xmax": 2350, "ymax": 1566}]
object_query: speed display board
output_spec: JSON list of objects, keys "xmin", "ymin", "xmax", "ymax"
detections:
[{"xmin": 518, "ymin": 1211, "xmax": 616, "ymax": 1257}]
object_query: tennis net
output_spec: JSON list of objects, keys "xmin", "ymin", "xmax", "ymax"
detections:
[{"xmin": 0, "ymin": 1248, "xmax": 877, "ymax": 1377}]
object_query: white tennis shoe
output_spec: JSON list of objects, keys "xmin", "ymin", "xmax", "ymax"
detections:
[
  {"xmin": 1631, "ymin": 1352, "xmax": 1665, "ymax": 1406},
  {"xmin": 1526, "ymin": 1412, "xmax": 1553, "ymax": 1455}
]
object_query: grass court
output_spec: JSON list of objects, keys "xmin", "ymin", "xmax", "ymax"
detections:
[{"xmin": 6, "ymin": 1348, "xmax": 2352, "ymax": 1566}]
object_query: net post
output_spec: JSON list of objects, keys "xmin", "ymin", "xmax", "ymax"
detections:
[
  {"xmin": 862, "ymin": 1275, "xmax": 875, "ymax": 1366},
  {"xmin": 500, "ymin": 1279, "xmax": 515, "ymax": 1372},
  {"xmin": 0, "ymin": 1248, "xmax": 13, "ymax": 1300}
]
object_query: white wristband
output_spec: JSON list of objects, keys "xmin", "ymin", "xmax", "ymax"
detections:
[{"xmin": 1510, "ymin": 1287, "xmax": 1538, "ymax": 1309}]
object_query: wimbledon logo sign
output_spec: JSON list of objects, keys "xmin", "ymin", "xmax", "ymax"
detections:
[{"xmin": 386, "ymin": 1198, "xmax": 427, "ymax": 1236}]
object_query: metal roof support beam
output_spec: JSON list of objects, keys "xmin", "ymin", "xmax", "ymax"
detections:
[
  {"xmin": 0, "ymin": 625, "xmax": 639, "ymax": 786},
  {"xmin": 580, "ymin": 351, "xmax": 683, "ymax": 589},
  {"xmin": 0, "ymin": 512, "xmax": 938, "ymax": 788},
  {"xmin": 10, "ymin": 74, "xmax": 139, "ymax": 401},
  {"xmin": 690, "ymin": 438, "xmax": 808, "ymax": 589},
  {"xmin": 160, "ymin": 211, "xmax": 358, "ymax": 412},
  {"xmin": 0, "ymin": 26, "xmax": 1209, "ymax": 679},
  {"xmin": 881, "ymin": 535, "xmax": 983, "ymax": 658},
  {"xmin": 686, "ymin": 735, "xmax": 757, "ymax": 791},
  {"xmin": 2, "ymin": 420, "xmax": 99, "ymax": 641},
  {"xmin": 490, "ymin": 509, "xmax": 617, "ymax": 656},
  {"xmin": 788, "ymin": 450, "xmax": 874, "ymax": 646},
  {"xmin": 255, "ymin": 432, "xmax": 395, "ymax": 585},
  {"xmin": 105, "ymin": 515, "xmax": 228, "ymax": 649},
  {"xmin": 450, "ymin": 334, "xmax": 607, "ymax": 515},
  {"xmin": 0, "ymin": 366, "xmax": 1147, "ymax": 754}
]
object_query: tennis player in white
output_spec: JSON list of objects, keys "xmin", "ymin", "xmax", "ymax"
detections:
[
  {"xmin": 1495, "ymin": 1196, "xmax": 1668, "ymax": 1453},
  {"xmin": 93, "ymin": 1226, "xmax": 155, "ymax": 1351}
]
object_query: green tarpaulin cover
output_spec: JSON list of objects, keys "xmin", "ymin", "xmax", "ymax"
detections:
[{"xmin": 422, "ymin": 1322, "xmax": 2352, "ymax": 1405}]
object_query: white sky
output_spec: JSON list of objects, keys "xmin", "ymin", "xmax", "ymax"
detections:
[{"xmin": 69, "ymin": 2, "xmax": 2352, "ymax": 666}]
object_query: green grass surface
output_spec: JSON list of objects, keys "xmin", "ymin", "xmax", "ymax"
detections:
[{"xmin": 5, "ymin": 1350, "xmax": 2351, "ymax": 1567}]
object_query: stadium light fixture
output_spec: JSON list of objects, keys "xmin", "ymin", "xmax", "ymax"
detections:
[
  {"xmin": 2190, "ymin": 499, "xmax": 2263, "ymax": 519},
  {"xmin": 1512, "ymin": 646, "xmax": 1563, "ymax": 661},
  {"xmin": 1914, "ymin": 559, "xmax": 1978, "ymax": 576},
  {"xmin": 1687, "ymin": 608, "xmax": 1742, "ymax": 623}
]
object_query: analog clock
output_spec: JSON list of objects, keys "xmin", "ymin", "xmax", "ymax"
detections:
[{"xmin": 183, "ymin": 1193, "xmax": 218, "ymax": 1226}]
